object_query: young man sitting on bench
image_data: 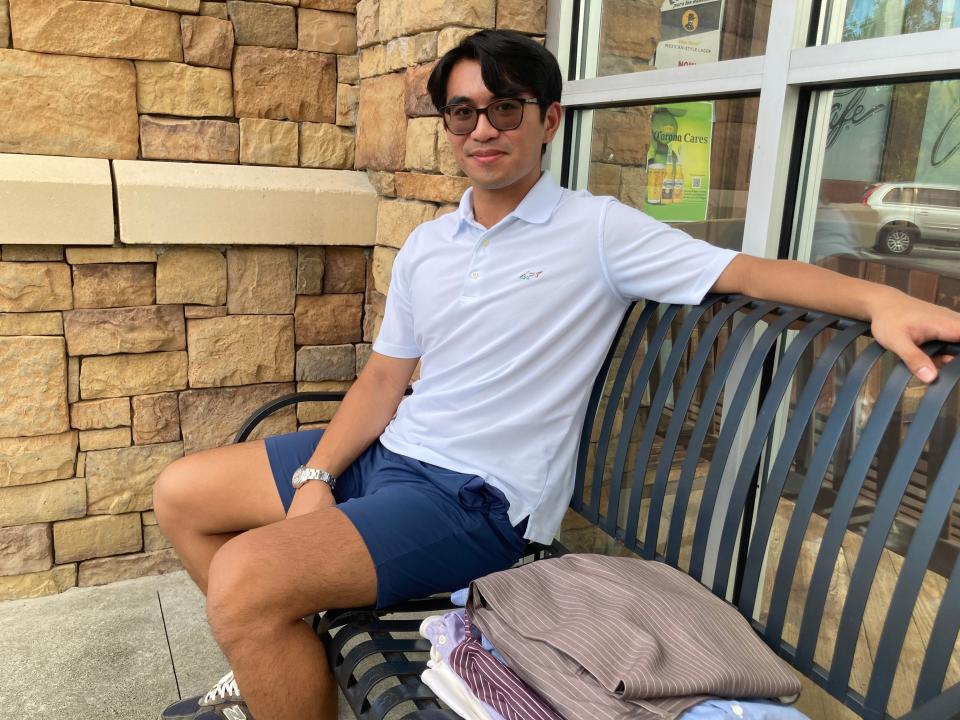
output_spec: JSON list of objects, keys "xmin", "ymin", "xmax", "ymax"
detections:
[{"xmin": 154, "ymin": 29, "xmax": 960, "ymax": 720}]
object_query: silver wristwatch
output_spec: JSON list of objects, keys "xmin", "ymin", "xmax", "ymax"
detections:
[{"xmin": 291, "ymin": 465, "xmax": 337, "ymax": 491}]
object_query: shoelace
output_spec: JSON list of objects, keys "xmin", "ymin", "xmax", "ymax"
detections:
[{"xmin": 202, "ymin": 671, "xmax": 241, "ymax": 704}]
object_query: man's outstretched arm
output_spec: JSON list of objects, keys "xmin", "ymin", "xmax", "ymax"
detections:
[
  {"xmin": 287, "ymin": 351, "xmax": 419, "ymax": 517},
  {"xmin": 712, "ymin": 254, "xmax": 960, "ymax": 384}
]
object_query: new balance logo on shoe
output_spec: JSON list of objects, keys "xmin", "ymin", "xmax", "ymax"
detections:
[{"xmin": 223, "ymin": 707, "xmax": 248, "ymax": 720}]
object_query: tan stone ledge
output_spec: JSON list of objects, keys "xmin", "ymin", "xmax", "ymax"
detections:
[
  {"xmin": 113, "ymin": 161, "xmax": 378, "ymax": 246},
  {"xmin": 0, "ymin": 154, "xmax": 114, "ymax": 246}
]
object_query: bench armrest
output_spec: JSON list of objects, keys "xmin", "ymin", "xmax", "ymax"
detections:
[
  {"xmin": 233, "ymin": 391, "xmax": 347, "ymax": 444},
  {"xmin": 233, "ymin": 387, "xmax": 416, "ymax": 443}
]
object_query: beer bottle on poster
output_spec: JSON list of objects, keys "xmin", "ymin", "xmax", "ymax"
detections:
[
  {"xmin": 673, "ymin": 154, "xmax": 685, "ymax": 203},
  {"xmin": 662, "ymin": 159, "xmax": 675, "ymax": 204}
]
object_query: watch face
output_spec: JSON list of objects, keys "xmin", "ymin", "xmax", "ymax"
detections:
[{"xmin": 292, "ymin": 467, "xmax": 305, "ymax": 488}]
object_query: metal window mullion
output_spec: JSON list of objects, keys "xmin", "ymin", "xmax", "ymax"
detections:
[
  {"xmin": 788, "ymin": 27, "xmax": 960, "ymax": 86},
  {"xmin": 716, "ymin": 0, "xmax": 816, "ymax": 604},
  {"xmin": 544, "ymin": 0, "xmax": 577, "ymax": 178},
  {"xmin": 561, "ymin": 56, "xmax": 764, "ymax": 108},
  {"xmin": 740, "ymin": 0, "xmax": 816, "ymax": 258}
]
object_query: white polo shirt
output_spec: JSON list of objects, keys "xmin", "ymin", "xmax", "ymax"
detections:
[{"xmin": 373, "ymin": 173, "xmax": 737, "ymax": 544}]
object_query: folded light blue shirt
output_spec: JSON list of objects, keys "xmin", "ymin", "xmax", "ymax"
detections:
[{"xmin": 680, "ymin": 699, "xmax": 808, "ymax": 719}]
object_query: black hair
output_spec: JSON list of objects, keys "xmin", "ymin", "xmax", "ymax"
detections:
[{"xmin": 427, "ymin": 29, "xmax": 563, "ymax": 120}]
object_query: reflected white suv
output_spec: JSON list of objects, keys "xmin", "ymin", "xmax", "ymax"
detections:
[{"xmin": 862, "ymin": 182, "xmax": 960, "ymax": 255}]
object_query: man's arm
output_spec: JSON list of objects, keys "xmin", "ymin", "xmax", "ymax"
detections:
[
  {"xmin": 287, "ymin": 351, "xmax": 419, "ymax": 517},
  {"xmin": 712, "ymin": 254, "xmax": 960, "ymax": 383}
]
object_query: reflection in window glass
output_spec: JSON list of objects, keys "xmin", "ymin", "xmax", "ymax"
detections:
[
  {"xmin": 824, "ymin": 0, "xmax": 960, "ymax": 43},
  {"xmin": 582, "ymin": 97, "xmax": 758, "ymax": 250},
  {"xmin": 799, "ymin": 79, "xmax": 960, "ymax": 283},
  {"xmin": 593, "ymin": 0, "xmax": 771, "ymax": 78}
]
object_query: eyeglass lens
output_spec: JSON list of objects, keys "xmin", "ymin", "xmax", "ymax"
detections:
[{"xmin": 444, "ymin": 99, "xmax": 525, "ymax": 134}]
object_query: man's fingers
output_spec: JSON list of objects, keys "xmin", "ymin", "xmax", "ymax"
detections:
[
  {"xmin": 885, "ymin": 335, "xmax": 939, "ymax": 384},
  {"xmin": 933, "ymin": 354, "xmax": 956, "ymax": 370}
]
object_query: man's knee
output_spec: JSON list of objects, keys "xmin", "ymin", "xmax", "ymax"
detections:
[
  {"xmin": 153, "ymin": 455, "xmax": 199, "ymax": 527},
  {"xmin": 206, "ymin": 537, "xmax": 291, "ymax": 645}
]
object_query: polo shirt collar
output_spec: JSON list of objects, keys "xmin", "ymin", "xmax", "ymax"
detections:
[{"xmin": 454, "ymin": 172, "xmax": 564, "ymax": 234}]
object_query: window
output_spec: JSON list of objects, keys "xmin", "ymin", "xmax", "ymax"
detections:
[
  {"xmin": 591, "ymin": 0, "xmax": 771, "ymax": 78},
  {"xmin": 795, "ymin": 78, "xmax": 960, "ymax": 274},
  {"xmin": 821, "ymin": 0, "xmax": 960, "ymax": 44},
  {"xmin": 577, "ymin": 97, "xmax": 758, "ymax": 250}
]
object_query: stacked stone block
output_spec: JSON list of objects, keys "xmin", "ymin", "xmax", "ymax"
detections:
[
  {"xmin": 0, "ymin": 243, "xmax": 373, "ymax": 600},
  {"xmin": 0, "ymin": 0, "xmax": 358, "ymax": 169}
]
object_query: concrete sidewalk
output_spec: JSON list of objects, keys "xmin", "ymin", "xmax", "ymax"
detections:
[{"xmin": 0, "ymin": 571, "xmax": 351, "ymax": 719}]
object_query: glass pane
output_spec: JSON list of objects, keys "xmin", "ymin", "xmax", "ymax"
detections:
[
  {"xmin": 580, "ymin": 96, "xmax": 758, "ymax": 250},
  {"xmin": 823, "ymin": 0, "xmax": 960, "ymax": 43},
  {"xmin": 593, "ymin": 0, "xmax": 771, "ymax": 78},
  {"xmin": 797, "ymin": 79, "xmax": 960, "ymax": 277}
]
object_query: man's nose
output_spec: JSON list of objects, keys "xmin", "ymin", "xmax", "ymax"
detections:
[{"xmin": 470, "ymin": 111, "xmax": 500, "ymax": 140}]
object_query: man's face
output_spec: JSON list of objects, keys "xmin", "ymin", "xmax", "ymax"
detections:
[{"xmin": 443, "ymin": 59, "xmax": 561, "ymax": 194}]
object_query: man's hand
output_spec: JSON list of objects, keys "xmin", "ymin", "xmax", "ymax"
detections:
[
  {"xmin": 868, "ymin": 292, "xmax": 960, "ymax": 384},
  {"xmin": 287, "ymin": 480, "xmax": 335, "ymax": 519}
]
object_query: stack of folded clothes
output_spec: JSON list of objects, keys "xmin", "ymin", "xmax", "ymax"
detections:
[{"xmin": 419, "ymin": 554, "xmax": 810, "ymax": 720}]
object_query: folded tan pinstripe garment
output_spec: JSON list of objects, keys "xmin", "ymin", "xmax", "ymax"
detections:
[{"xmin": 468, "ymin": 554, "xmax": 802, "ymax": 720}]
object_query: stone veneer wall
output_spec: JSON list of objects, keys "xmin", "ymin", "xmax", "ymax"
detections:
[
  {"xmin": 0, "ymin": 242, "xmax": 375, "ymax": 599},
  {"xmin": 1, "ymin": 0, "xmax": 359, "ymax": 166},
  {"xmin": 0, "ymin": 0, "xmax": 547, "ymax": 600}
]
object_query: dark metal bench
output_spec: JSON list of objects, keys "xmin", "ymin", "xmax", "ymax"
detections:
[{"xmin": 235, "ymin": 294, "xmax": 960, "ymax": 720}]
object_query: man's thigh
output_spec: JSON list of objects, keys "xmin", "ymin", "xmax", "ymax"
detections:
[
  {"xmin": 156, "ymin": 439, "xmax": 286, "ymax": 535},
  {"xmin": 208, "ymin": 506, "xmax": 378, "ymax": 617}
]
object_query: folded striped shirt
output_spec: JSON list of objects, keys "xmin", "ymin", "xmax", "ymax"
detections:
[{"xmin": 468, "ymin": 554, "xmax": 802, "ymax": 720}]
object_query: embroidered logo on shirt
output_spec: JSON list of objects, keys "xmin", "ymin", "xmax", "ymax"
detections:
[{"xmin": 519, "ymin": 271, "xmax": 544, "ymax": 280}]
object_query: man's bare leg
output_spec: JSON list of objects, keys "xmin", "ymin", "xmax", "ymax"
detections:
[
  {"xmin": 204, "ymin": 506, "xmax": 378, "ymax": 720},
  {"xmin": 153, "ymin": 440, "xmax": 286, "ymax": 594}
]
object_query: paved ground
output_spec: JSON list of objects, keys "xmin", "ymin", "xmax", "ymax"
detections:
[{"xmin": 0, "ymin": 571, "xmax": 352, "ymax": 719}]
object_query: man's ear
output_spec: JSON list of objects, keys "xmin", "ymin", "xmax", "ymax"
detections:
[{"xmin": 543, "ymin": 102, "xmax": 563, "ymax": 144}]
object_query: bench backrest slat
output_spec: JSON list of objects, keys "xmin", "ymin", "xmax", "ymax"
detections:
[
  {"xmin": 665, "ymin": 296, "xmax": 756, "ymax": 566},
  {"xmin": 594, "ymin": 301, "xmax": 661, "ymax": 530},
  {"xmin": 718, "ymin": 314, "xmax": 858, "ymax": 601},
  {"xmin": 830, "ymin": 356, "xmax": 960, "ymax": 702},
  {"xmin": 688, "ymin": 302, "xmax": 784, "ymax": 579},
  {"xmin": 869, "ymin": 433, "xmax": 960, "ymax": 712},
  {"xmin": 915, "ymin": 547, "xmax": 960, "ymax": 708},
  {"xmin": 572, "ymin": 295, "xmax": 960, "ymax": 719},
  {"xmin": 630, "ymin": 302, "xmax": 718, "ymax": 559},
  {"xmin": 572, "ymin": 302, "xmax": 639, "ymax": 520},
  {"xmin": 742, "ymin": 326, "xmax": 880, "ymax": 639}
]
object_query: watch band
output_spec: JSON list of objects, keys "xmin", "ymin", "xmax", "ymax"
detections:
[{"xmin": 291, "ymin": 465, "xmax": 337, "ymax": 491}]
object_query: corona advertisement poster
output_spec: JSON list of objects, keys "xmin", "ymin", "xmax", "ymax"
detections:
[
  {"xmin": 642, "ymin": 101, "xmax": 713, "ymax": 223},
  {"xmin": 654, "ymin": 0, "xmax": 726, "ymax": 69}
]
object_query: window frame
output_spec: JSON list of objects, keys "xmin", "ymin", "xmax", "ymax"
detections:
[{"xmin": 548, "ymin": 0, "xmax": 960, "ymax": 261}]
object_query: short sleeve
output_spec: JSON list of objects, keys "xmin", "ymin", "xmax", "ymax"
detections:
[
  {"xmin": 372, "ymin": 244, "xmax": 422, "ymax": 359},
  {"xmin": 599, "ymin": 199, "xmax": 739, "ymax": 305}
]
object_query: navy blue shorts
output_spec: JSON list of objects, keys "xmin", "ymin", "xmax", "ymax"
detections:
[{"xmin": 264, "ymin": 430, "xmax": 528, "ymax": 608}]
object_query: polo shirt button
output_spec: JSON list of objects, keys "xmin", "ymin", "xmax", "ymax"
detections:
[
  {"xmin": 470, "ymin": 272, "xmax": 479, "ymax": 280},
  {"xmin": 482, "ymin": 240, "xmax": 489, "ymax": 247}
]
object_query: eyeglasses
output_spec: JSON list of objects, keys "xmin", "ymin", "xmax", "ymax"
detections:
[{"xmin": 440, "ymin": 98, "xmax": 540, "ymax": 135}]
